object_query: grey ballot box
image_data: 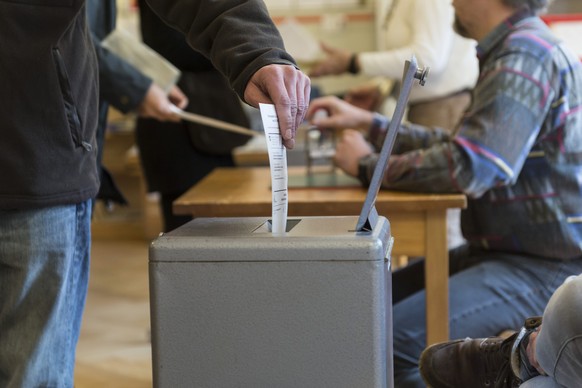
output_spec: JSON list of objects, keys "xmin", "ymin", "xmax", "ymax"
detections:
[{"xmin": 149, "ymin": 216, "xmax": 393, "ymax": 388}]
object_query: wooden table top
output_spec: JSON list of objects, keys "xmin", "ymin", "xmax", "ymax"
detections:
[{"xmin": 174, "ymin": 167, "xmax": 467, "ymax": 217}]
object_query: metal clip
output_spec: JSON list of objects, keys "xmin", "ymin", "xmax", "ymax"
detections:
[{"xmin": 415, "ymin": 67, "xmax": 430, "ymax": 86}]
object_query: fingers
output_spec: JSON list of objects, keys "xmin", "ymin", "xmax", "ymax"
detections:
[
  {"xmin": 306, "ymin": 95, "xmax": 342, "ymax": 120},
  {"xmin": 343, "ymin": 86, "xmax": 380, "ymax": 111},
  {"xmin": 138, "ymin": 84, "xmax": 181, "ymax": 122},
  {"xmin": 282, "ymin": 71, "xmax": 310, "ymax": 148},
  {"xmin": 244, "ymin": 64, "xmax": 311, "ymax": 149},
  {"xmin": 266, "ymin": 66, "xmax": 298, "ymax": 149},
  {"xmin": 168, "ymin": 85, "xmax": 189, "ymax": 109},
  {"xmin": 334, "ymin": 128, "xmax": 373, "ymax": 176},
  {"xmin": 309, "ymin": 43, "xmax": 351, "ymax": 77},
  {"xmin": 319, "ymin": 41, "xmax": 335, "ymax": 54},
  {"xmin": 306, "ymin": 96, "xmax": 350, "ymax": 129}
]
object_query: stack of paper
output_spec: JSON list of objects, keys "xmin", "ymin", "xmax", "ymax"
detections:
[{"xmin": 102, "ymin": 29, "xmax": 181, "ymax": 92}]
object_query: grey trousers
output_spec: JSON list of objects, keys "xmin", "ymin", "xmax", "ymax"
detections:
[{"xmin": 520, "ymin": 274, "xmax": 582, "ymax": 388}]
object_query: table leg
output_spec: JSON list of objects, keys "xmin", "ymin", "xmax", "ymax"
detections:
[{"xmin": 424, "ymin": 209, "xmax": 449, "ymax": 345}]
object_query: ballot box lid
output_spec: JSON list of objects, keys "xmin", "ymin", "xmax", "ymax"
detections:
[
  {"xmin": 356, "ymin": 56, "xmax": 426, "ymax": 231},
  {"xmin": 150, "ymin": 216, "xmax": 391, "ymax": 263}
]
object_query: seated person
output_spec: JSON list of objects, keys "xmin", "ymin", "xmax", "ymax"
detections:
[
  {"xmin": 305, "ymin": 0, "xmax": 582, "ymax": 385},
  {"xmin": 311, "ymin": 0, "xmax": 479, "ymax": 249},
  {"xmin": 420, "ymin": 274, "xmax": 582, "ymax": 387}
]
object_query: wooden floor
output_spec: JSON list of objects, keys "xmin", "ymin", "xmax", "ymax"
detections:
[{"xmin": 74, "ymin": 236, "xmax": 153, "ymax": 388}]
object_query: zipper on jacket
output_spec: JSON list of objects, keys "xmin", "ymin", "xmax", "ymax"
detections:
[{"xmin": 51, "ymin": 47, "xmax": 92, "ymax": 152}]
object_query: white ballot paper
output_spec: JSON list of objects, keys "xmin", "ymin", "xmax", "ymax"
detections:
[{"xmin": 259, "ymin": 103, "xmax": 288, "ymax": 234}]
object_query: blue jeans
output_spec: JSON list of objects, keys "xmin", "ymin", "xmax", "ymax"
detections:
[
  {"xmin": 520, "ymin": 376, "xmax": 562, "ymax": 388},
  {"xmin": 0, "ymin": 201, "xmax": 91, "ymax": 388},
  {"xmin": 392, "ymin": 246, "xmax": 582, "ymax": 388}
]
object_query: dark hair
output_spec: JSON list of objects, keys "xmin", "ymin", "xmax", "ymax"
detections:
[{"xmin": 501, "ymin": 0, "xmax": 552, "ymax": 13}]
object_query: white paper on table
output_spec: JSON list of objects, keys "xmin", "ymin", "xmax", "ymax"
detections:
[
  {"xmin": 102, "ymin": 29, "xmax": 181, "ymax": 93},
  {"xmin": 276, "ymin": 18, "xmax": 321, "ymax": 64},
  {"xmin": 259, "ymin": 103, "xmax": 288, "ymax": 235}
]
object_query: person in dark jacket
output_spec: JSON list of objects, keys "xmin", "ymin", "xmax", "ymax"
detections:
[
  {"xmin": 87, "ymin": 0, "xmax": 189, "ymax": 207},
  {"xmin": 135, "ymin": 0, "xmax": 252, "ymax": 231},
  {"xmin": 0, "ymin": 1, "xmax": 310, "ymax": 386}
]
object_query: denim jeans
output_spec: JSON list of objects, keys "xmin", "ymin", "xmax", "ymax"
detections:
[
  {"xmin": 520, "ymin": 376, "xmax": 562, "ymax": 388},
  {"xmin": 0, "ymin": 201, "xmax": 91, "ymax": 388},
  {"xmin": 392, "ymin": 246, "xmax": 582, "ymax": 388},
  {"xmin": 520, "ymin": 274, "xmax": 582, "ymax": 388}
]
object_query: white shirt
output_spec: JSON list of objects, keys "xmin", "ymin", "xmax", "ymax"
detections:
[{"xmin": 359, "ymin": 0, "xmax": 479, "ymax": 103}]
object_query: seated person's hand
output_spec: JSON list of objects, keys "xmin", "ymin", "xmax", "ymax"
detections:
[
  {"xmin": 334, "ymin": 129, "xmax": 373, "ymax": 177},
  {"xmin": 309, "ymin": 42, "xmax": 352, "ymax": 77},
  {"xmin": 343, "ymin": 83, "xmax": 382, "ymax": 112},
  {"xmin": 307, "ymin": 95, "xmax": 375, "ymax": 131}
]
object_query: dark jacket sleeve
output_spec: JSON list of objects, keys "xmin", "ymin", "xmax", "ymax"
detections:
[
  {"xmin": 86, "ymin": 0, "xmax": 152, "ymax": 114},
  {"xmin": 91, "ymin": 33, "xmax": 153, "ymax": 114},
  {"xmin": 138, "ymin": 0, "xmax": 215, "ymax": 73},
  {"xmin": 145, "ymin": 0, "xmax": 296, "ymax": 99}
]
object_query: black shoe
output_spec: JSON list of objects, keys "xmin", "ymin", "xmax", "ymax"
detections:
[{"xmin": 419, "ymin": 335, "xmax": 521, "ymax": 388}]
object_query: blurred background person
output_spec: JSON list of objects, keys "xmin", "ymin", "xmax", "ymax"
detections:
[
  {"xmin": 135, "ymin": 0, "xmax": 253, "ymax": 232},
  {"xmin": 87, "ymin": 0, "xmax": 188, "ymax": 209},
  {"xmin": 310, "ymin": 0, "xmax": 478, "ymax": 131}
]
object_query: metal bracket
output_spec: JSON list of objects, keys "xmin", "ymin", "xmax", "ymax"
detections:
[{"xmin": 356, "ymin": 57, "xmax": 429, "ymax": 232}]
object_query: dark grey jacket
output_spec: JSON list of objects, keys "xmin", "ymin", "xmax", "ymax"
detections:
[
  {"xmin": 0, "ymin": 0, "xmax": 296, "ymax": 209},
  {"xmin": 0, "ymin": 0, "xmax": 99, "ymax": 209},
  {"xmin": 145, "ymin": 0, "xmax": 296, "ymax": 98}
]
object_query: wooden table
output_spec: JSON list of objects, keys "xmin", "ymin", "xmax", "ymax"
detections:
[{"xmin": 174, "ymin": 167, "xmax": 467, "ymax": 345}]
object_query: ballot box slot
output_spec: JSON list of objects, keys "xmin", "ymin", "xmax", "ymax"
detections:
[{"xmin": 263, "ymin": 218, "xmax": 302, "ymax": 233}]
